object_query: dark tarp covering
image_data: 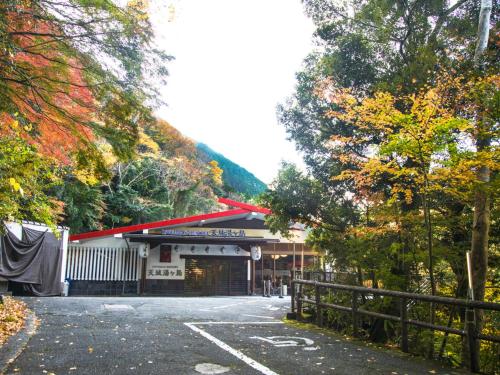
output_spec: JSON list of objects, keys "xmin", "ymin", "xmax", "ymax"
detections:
[{"xmin": 0, "ymin": 226, "xmax": 63, "ymax": 296}]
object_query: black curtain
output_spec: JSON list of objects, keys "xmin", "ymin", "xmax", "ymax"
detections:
[{"xmin": 0, "ymin": 226, "xmax": 63, "ymax": 296}]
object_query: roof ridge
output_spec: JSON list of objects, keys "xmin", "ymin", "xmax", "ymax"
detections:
[{"xmin": 217, "ymin": 198, "xmax": 271, "ymax": 214}]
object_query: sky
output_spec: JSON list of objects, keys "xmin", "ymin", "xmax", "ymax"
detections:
[{"xmin": 147, "ymin": 0, "xmax": 315, "ymax": 184}]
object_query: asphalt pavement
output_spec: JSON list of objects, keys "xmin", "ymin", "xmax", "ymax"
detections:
[{"xmin": 2, "ymin": 296, "xmax": 468, "ymax": 375}]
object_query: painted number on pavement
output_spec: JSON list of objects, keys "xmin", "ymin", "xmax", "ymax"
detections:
[{"xmin": 250, "ymin": 336, "xmax": 314, "ymax": 347}]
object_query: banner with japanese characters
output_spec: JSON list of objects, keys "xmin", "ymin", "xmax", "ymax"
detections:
[{"xmin": 146, "ymin": 244, "xmax": 185, "ymax": 280}]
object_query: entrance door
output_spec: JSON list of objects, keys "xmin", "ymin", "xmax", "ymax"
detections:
[{"xmin": 185, "ymin": 257, "xmax": 246, "ymax": 296}]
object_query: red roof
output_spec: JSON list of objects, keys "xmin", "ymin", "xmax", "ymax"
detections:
[
  {"xmin": 69, "ymin": 198, "xmax": 270, "ymax": 242},
  {"xmin": 218, "ymin": 197, "xmax": 271, "ymax": 214}
]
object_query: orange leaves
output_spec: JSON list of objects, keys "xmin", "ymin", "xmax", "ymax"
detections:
[
  {"xmin": 318, "ymin": 73, "xmax": 494, "ymax": 207},
  {"xmin": 0, "ymin": 297, "xmax": 28, "ymax": 347},
  {"xmin": 144, "ymin": 119, "xmax": 197, "ymax": 158},
  {"xmin": 2, "ymin": 4, "xmax": 97, "ymax": 167}
]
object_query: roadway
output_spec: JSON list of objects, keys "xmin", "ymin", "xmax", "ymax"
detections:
[{"xmin": 4, "ymin": 296, "xmax": 467, "ymax": 374}]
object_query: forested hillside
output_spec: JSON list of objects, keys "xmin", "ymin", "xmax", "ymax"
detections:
[
  {"xmin": 197, "ymin": 143, "xmax": 267, "ymax": 197},
  {"xmin": 57, "ymin": 119, "xmax": 231, "ymax": 234}
]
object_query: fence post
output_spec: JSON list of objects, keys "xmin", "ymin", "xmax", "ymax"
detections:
[
  {"xmin": 297, "ymin": 283, "xmax": 303, "ymax": 320},
  {"xmin": 315, "ymin": 283, "xmax": 322, "ymax": 326},
  {"xmin": 466, "ymin": 308, "xmax": 479, "ymax": 373},
  {"xmin": 400, "ymin": 297, "xmax": 409, "ymax": 353},
  {"xmin": 352, "ymin": 291, "xmax": 359, "ymax": 337},
  {"xmin": 291, "ymin": 280, "xmax": 296, "ymax": 313}
]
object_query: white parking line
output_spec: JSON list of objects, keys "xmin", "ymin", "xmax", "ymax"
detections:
[
  {"xmin": 242, "ymin": 314, "xmax": 276, "ymax": 319},
  {"xmin": 185, "ymin": 321, "xmax": 283, "ymax": 325},
  {"xmin": 209, "ymin": 300, "xmax": 261, "ymax": 310},
  {"xmin": 185, "ymin": 322, "xmax": 281, "ymax": 375}
]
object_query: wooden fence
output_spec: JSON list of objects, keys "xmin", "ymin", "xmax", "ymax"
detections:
[
  {"xmin": 66, "ymin": 246, "xmax": 140, "ymax": 281},
  {"xmin": 291, "ymin": 279, "xmax": 500, "ymax": 373}
]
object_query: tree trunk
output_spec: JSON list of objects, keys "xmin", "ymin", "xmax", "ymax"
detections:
[
  {"xmin": 470, "ymin": 158, "xmax": 490, "ymax": 304},
  {"xmin": 422, "ymin": 189, "xmax": 436, "ymax": 359},
  {"xmin": 473, "ymin": 0, "xmax": 493, "ymax": 68},
  {"xmin": 471, "ymin": 0, "xmax": 492, "ymax": 305},
  {"xmin": 466, "ymin": 0, "xmax": 493, "ymax": 370}
]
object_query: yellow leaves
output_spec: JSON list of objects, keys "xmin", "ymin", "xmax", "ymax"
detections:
[
  {"xmin": 353, "ymin": 92, "xmax": 401, "ymax": 133},
  {"xmin": 6, "ymin": 119, "xmax": 32, "ymax": 134},
  {"xmin": 10, "ymin": 119, "xmax": 19, "ymax": 130},
  {"xmin": 99, "ymin": 142, "xmax": 118, "ymax": 169},
  {"xmin": 137, "ymin": 129, "xmax": 160, "ymax": 157},
  {"xmin": 208, "ymin": 160, "xmax": 223, "ymax": 186},
  {"xmin": 390, "ymin": 185, "xmax": 413, "ymax": 204},
  {"xmin": 0, "ymin": 297, "xmax": 28, "ymax": 347},
  {"xmin": 127, "ymin": 0, "xmax": 150, "ymax": 20},
  {"xmin": 8, "ymin": 177, "xmax": 23, "ymax": 196},
  {"xmin": 333, "ymin": 170, "xmax": 355, "ymax": 181},
  {"xmin": 73, "ymin": 169, "xmax": 99, "ymax": 186}
]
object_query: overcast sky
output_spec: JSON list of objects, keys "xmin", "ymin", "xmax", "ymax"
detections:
[{"xmin": 148, "ymin": 0, "xmax": 315, "ymax": 184}]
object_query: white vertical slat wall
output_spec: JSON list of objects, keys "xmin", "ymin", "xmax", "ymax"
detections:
[{"xmin": 66, "ymin": 246, "xmax": 141, "ymax": 281}]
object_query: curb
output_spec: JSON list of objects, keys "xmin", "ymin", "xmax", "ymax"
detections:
[{"xmin": 0, "ymin": 311, "xmax": 37, "ymax": 375}]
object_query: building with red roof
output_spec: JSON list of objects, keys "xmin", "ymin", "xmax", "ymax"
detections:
[{"xmin": 66, "ymin": 198, "xmax": 320, "ymax": 296}]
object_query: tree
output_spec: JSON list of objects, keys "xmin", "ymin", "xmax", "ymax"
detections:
[
  {"xmin": 469, "ymin": 2, "xmax": 496, "ymax": 362},
  {"xmin": 0, "ymin": 0, "xmax": 171, "ymax": 172},
  {"xmin": 275, "ymin": 0, "xmax": 498, "ymax": 293},
  {"xmin": 60, "ymin": 117, "xmax": 224, "ymax": 232},
  {"xmin": 208, "ymin": 160, "xmax": 223, "ymax": 186},
  {"xmin": 0, "ymin": 118, "xmax": 61, "ymax": 227},
  {"xmin": 55, "ymin": 176, "xmax": 105, "ymax": 234},
  {"xmin": 470, "ymin": 0, "xmax": 494, "ymax": 305},
  {"xmin": 263, "ymin": 0, "xmax": 499, "ymax": 366}
]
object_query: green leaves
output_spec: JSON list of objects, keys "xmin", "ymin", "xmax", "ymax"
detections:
[{"xmin": 0, "ymin": 121, "xmax": 61, "ymax": 227}]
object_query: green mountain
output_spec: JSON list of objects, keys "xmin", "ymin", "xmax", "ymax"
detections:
[{"xmin": 197, "ymin": 143, "xmax": 267, "ymax": 197}]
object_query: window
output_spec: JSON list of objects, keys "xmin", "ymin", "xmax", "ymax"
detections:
[{"xmin": 160, "ymin": 245, "xmax": 172, "ymax": 263}]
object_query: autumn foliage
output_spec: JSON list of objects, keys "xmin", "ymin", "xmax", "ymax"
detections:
[
  {"xmin": 1, "ymin": 4, "xmax": 96, "ymax": 165},
  {"xmin": 0, "ymin": 297, "xmax": 28, "ymax": 347}
]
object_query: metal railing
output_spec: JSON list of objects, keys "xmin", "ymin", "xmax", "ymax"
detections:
[{"xmin": 291, "ymin": 279, "xmax": 500, "ymax": 373}]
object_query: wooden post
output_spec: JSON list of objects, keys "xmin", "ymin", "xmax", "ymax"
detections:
[
  {"xmin": 252, "ymin": 259, "xmax": 256, "ymax": 295},
  {"xmin": 273, "ymin": 256, "xmax": 276, "ymax": 287},
  {"xmin": 466, "ymin": 308, "xmax": 480, "ymax": 373},
  {"xmin": 140, "ymin": 256, "xmax": 147, "ymax": 295},
  {"xmin": 352, "ymin": 291, "xmax": 359, "ymax": 337},
  {"xmin": 315, "ymin": 283, "xmax": 322, "ymax": 326},
  {"xmin": 261, "ymin": 254, "xmax": 264, "ymax": 295},
  {"xmin": 297, "ymin": 283, "xmax": 303, "ymax": 320},
  {"xmin": 400, "ymin": 298, "xmax": 409, "ymax": 353},
  {"xmin": 291, "ymin": 272, "xmax": 296, "ymax": 313},
  {"xmin": 300, "ymin": 243, "xmax": 304, "ymax": 275}
]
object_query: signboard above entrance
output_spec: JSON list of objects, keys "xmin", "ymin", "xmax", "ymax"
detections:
[
  {"xmin": 161, "ymin": 229, "xmax": 246, "ymax": 238},
  {"xmin": 147, "ymin": 244, "xmax": 185, "ymax": 280}
]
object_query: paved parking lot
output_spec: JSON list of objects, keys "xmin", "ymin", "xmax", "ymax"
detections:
[{"xmin": 4, "ymin": 296, "xmax": 466, "ymax": 374}]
